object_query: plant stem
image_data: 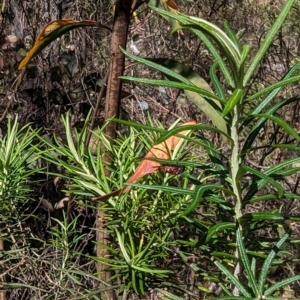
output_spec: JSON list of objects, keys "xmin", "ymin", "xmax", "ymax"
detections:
[
  {"xmin": 230, "ymin": 105, "xmax": 243, "ymax": 296},
  {"xmin": 96, "ymin": 1, "xmax": 132, "ymax": 299},
  {"xmin": 231, "ymin": 106, "xmax": 242, "ymax": 222}
]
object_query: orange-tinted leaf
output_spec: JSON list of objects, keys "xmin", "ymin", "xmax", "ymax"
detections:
[
  {"xmin": 126, "ymin": 120, "xmax": 195, "ymax": 188},
  {"xmin": 18, "ymin": 19, "xmax": 111, "ymax": 70},
  {"xmin": 162, "ymin": 0, "xmax": 178, "ymax": 12},
  {"xmin": 145, "ymin": 0, "xmax": 180, "ymax": 29},
  {"xmin": 92, "ymin": 120, "xmax": 196, "ymax": 201}
]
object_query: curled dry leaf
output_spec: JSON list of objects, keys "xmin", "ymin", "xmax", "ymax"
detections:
[
  {"xmin": 39, "ymin": 196, "xmax": 54, "ymax": 212},
  {"xmin": 18, "ymin": 19, "xmax": 112, "ymax": 70},
  {"xmin": 92, "ymin": 120, "xmax": 196, "ymax": 201},
  {"xmin": 54, "ymin": 197, "xmax": 70, "ymax": 210}
]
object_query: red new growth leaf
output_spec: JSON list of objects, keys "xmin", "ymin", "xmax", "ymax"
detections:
[
  {"xmin": 92, "ymin": 120, "xmax": 196, "ymax": 201},
  {"xmin": 18, "ymin": 19, "xmax": 111, "ymax": 70}
]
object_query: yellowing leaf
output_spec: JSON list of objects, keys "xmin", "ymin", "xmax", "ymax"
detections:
[{"xmin": 18, "ymin": 19, "xmax": 111, "ymax": 70}]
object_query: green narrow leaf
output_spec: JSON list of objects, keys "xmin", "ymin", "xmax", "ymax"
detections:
[
  {"xmin": 264, "ymin": 275, "xmax": 300, "ymax": 297},
  {"xmin": 240, "ymin": 61, "xmax": 300, "ymax": 131},
  {"xmin": 116, "ymin": 230, "xmax": 131, "ymax": 265},
  {"xmin": 120, "ymin": 48, "xmax": 198, "ymax": 85},
  {"xmin": 223, "ymin": 21, "xmax": 242, "ymax": 51},
  {"xmin": 184, "ymin": 16, "xmax": 241, "ymax": 72},
  {"xmin": 190, "ymin": 27, "xmax": 235, "ymax": 87},
  {"xmin": 210, "ymin": 61, "xmax": 227, "ymax": 101},
  {"xmin": 211, "ymin": 297, "xmax": 253, "ymax": 300},
  {"xmin": 62, "ymin": 112, "xmax": 79, "ymax": 162},
  {"xmin": 153, "ymin": 123, "xmax": 231, "ymax": 145},
  {"xmin": 128, "ymin": 183, "xmax": 193, "ymax": 195},
  {"xmin": 181, "ymin": 184, "xmax": 232, "ymax": 216},
  {"xmin": 241, "ymin": 212, "xmax": 285, "ymax": 221},
  {"xmin": 131, "ymin": 264, "xmax": 171, "ymax": 274},
  {"xmin": 242, "ymin": 165, "xmax": 284, "ymax": 198},
  {"xmin": 243, "ymin": 0, "xmax": 296, "ymax": 85},
  {"xmin": 236, "ymin": 228, "xmax": 259, "ymax": 296},
  {"xmin": 4, "ymin": 118, "xmax": 18, "ymax": 163},
  {"xmin": 251, "ymin": 257, "xmax": 257, "ymax": 280},
  {"xmin": 131, "ymin": 268, "xmax": 138, "ymax": 294},
  {"xmin": 240, "ymin": 45, "xmax": 251, "ymax": 70},
  {"xmin": 254, "ymin": 114, "xmax": 300, "ymax": 141},
  {"xmin": 214, "ymin": 261, "xmax": 252, "ymax": 297},
  {"xmin": 147, "ymin": 58, "xmax": 228, "ymax": 134},
  {"xmin": 205, "ymin": 222, "xmax": 235, "ymax": 243},
  {"xmin": 247, "ymin": 75, "xmax": 300, "ymax": 102},
  {"xmin": 222, "ymin": 88, "xmax": 243, "ymax": 116},
  {"xmin": 241, "ymin": 95, "xmax": 300, "ymax": 156},
  {"xmin": 138, "ymin": 271, "xmax": 145, "ymax": 295},
  {"xmin": 150, "ymin": 7, "xmax": 236, "ymax": 87},
  {"xmin": 128, "ymin": 229, "xmax": 136, "ymax": 258},
  {"xmin": 258, "ymin": 234, "xmax": 289, "ymax": 295},
  {"xmin": 120, "ymin": 77, "xmax": 220, "ymax": 101},
  {"xmin": 245, "ymin": 193, "xmax": 300, "ymax": 205},
  {"xmin": 156, "ymin": 288, "xmax": 186, "ymax": 300},
  {"xmin": 273, "ymin": 167, "xmax": 300, "ymax": 177},
  {"xmin": 154, "ymin": 8, "xmax": 241, "ymax": 67},
  {"xmin": 217, "ymin": 283, "xmax": 234, "ymax": 297},
  {"xmin": 211, "ymin": 252, "xmax": 236, "ymax": 260}
]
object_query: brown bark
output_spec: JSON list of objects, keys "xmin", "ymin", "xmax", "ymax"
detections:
[
  {"xmin": 0, "ymin": 233, "xmax": 5, "ymax": 300},
  {"xmin": 96, "ymin": 1, "xmax": 132, "ymax": 299},
  {"xmin": 104, "ymin": 0, "xmax": 131, "ymax": 138}
]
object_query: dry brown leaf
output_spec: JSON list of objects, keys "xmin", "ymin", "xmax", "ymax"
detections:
[
  {"xmin": 162, "ymin": 0, "xmax": 178, "ymax": 12},
  {"xmin": 18, "ymin": 19, "xmax": 111, "ymax": 70},
  {"xmin": 92, "ymin": 120, "xmax": 196, "ymax": 201}
]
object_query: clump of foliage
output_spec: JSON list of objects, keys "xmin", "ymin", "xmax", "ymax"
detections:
[
  {"xmin": 0, "ymin": 119, "xmax": 41, "ymax": 298},
  {"xmin": 2, "ymin": 0, "xmax": 300, "ymax": 299},
  {"xmin": 118, "ymin": 0, "xmax": 300, "ymax": 298}
]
